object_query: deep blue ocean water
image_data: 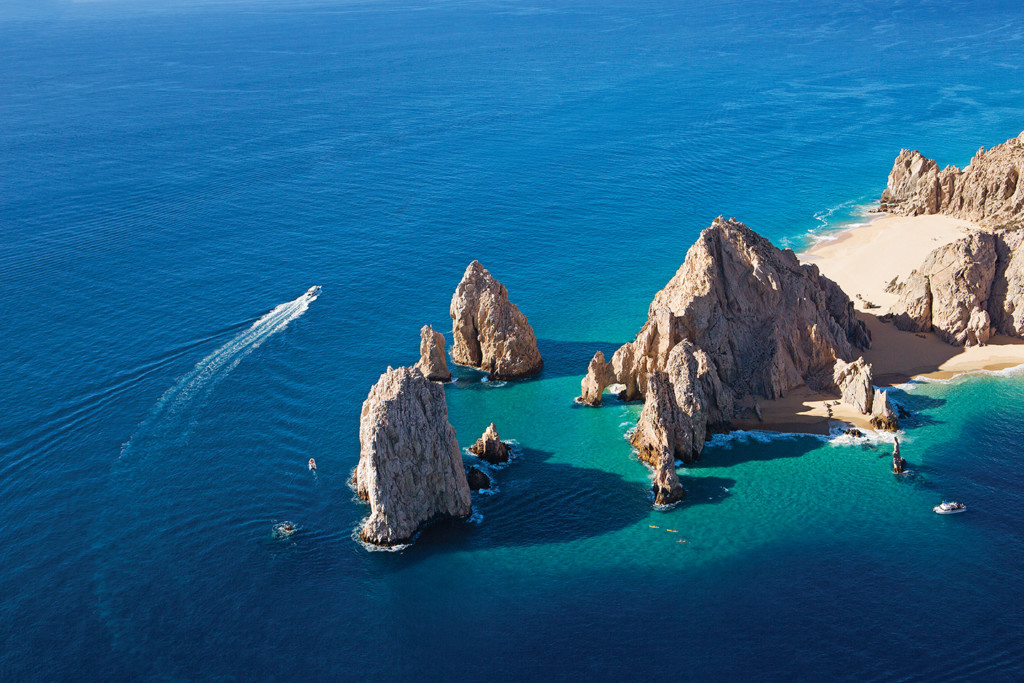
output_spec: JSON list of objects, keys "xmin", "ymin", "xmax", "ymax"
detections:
[{"xmin": 3, "ymin": 0, "xmax": 1024, "ymax": 679}]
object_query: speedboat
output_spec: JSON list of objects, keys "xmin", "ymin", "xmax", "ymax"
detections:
[
  {"xmin": 307, "ymin": 285, "xmax": 322, "ymax": 297},
  {"xmin": 933, "ymin": 500, "xmax": 967, "ymax": 514},
  {"xmin": 308, "ymin": 458, "xmax": 317, "ymax": 471}
]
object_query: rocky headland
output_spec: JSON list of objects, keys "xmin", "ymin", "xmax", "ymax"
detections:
[
  {"xmin": 580, "ymin": 217, "xmax": 872, "ymax": 466},
  {"xmin": 354, "ymin": 366, "xmax": 472, "ymax": 547},
  {"xmin": 879, "ymin": 131, "xmax": 1024, "ymax": 228},
  {"xmin": 450, "ymin": 260, "xmax": 543, "ymax": 379}
]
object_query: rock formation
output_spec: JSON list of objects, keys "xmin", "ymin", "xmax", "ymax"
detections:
[
  {"xmin": 831, "ymin": 357, "xmax": 899, "ymax": 430},
  {"xmin": 889, "ymin": 232, "xmax": 997, "ymax": 346},
  {"xmin": 582, "ymin": 218, "xmax": 870, "ymax": 409},
  {"xmin": 630, "ymin": 342, "xmax": 732, "ymax": 465},
  {"xmin": 449, "ymin": 261, "xmax": 543, "ymax": 379},
  {"xmin": 577, "ymin": 351, "xmax": 615, "ymax": 406},
  {"xmin": 888, "ymin": 229, "xmax": 1024, "ymax": 346},
  {"xmin": 879, "ymin": 131, "xmax": 1024, "ymax": 228},
  {"xmin": 415, "ymin": 324, "xmax": 451, "ymax": 381},
  {"xmin": 467, "ymin": 422, "xmax": 510, "ymax": 465},
  {"xmin": 869, "ymin": 390, "xmax": 899, "ymax": 432},
  {"xmin": 651, "ymin": 453, "xmax": 686, "ymax": 506},
  {"xmin": 466, "ymin": 466, "xmax": 491, "ymax": 491},
  {"xmin": 892, "ymin": 438, "xmax": 906, "ymax": 474},
  {"xmin": 354, "ymin": 366, "xmax": 472, "ymax": 546},
  {"xmin": 833, "ymin": 357, "xmax": 874, "ymax": 415}
]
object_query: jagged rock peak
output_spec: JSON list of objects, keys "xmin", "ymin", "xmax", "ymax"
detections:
[
  {"xmin": 870, "ymin": 389, "xmax": 899, "ymax": 432},
  {"xmin": 603, "ymin": 217, "xmax": 869, "ymax": 403},
  {"xmin": 879, "ymin": 132, "xmax": 1024, "ymax": 228},
  {"xmin": 467, "ymin": 422, "xmax": 510, "ymax": 464},
  {"xmin": 833, "ymin": 357, "xmax": 874, "ymax": 415},
  {"xmin": 354, "ymin": 366, "xmax": 471, "ymax": 547},
  {"xmin": 450, "ymin": 260, "xmax": 543, "ymax": 379},
  {"xmin": 415, "ymin": 324, "xmax": 451, "ymax": 381}
]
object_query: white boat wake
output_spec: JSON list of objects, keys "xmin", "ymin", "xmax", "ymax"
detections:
[{"xmin": 120, "ymin": 286, "xmax": 320, "ymax": 458}]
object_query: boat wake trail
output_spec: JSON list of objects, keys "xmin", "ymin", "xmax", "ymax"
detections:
[{"xmin": 120, "ymin": 286, "xmax": 320, "ymax": 458}]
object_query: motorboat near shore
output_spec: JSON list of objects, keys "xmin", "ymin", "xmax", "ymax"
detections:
[
  {"xmin": 934, "ymin": 500, "xmax": 967, "ymax": 515},
  {"xmin": 307, "ymin": 285, "xmax": 322, "ymax": 297}
]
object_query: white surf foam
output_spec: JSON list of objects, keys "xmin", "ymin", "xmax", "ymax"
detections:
[{"xmin": 120, "ymin": 287, "xmax": 320, "ymax": 458}]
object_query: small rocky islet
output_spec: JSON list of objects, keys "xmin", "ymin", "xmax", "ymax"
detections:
[{"xmin": 354, "ymin": 131, "xmax": 1024, "ymax": 548}]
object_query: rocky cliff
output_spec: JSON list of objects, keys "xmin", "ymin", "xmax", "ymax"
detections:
[
  {"xmin": 889, "ymin": 229, "xmax": 1024, "ymax": 346},
  {"xmin": 415, "ymin": 324, "xmax": 451, "ymax": 381},
  {"xmin": 580, "ymin": 217, "xmax": 870, "ymax": 415},
  {"xmin": 450, "ymin": 260, "xmax": 543, "ymax": 379},
  {"xmin": 354, "ymin": 366, "xmax": 472, "ymax": 546},
  {"xmin": 879, "ymin": 131, "xmax": 1024, "ymax": 228}
]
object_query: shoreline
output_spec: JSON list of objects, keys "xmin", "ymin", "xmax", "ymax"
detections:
[{"xmin": 733, "ymin": 210, "xmax": 1024, "ymax": 436}]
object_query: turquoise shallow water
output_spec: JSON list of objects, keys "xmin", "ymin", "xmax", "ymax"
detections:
[{"xmin": 2, "ymin": 0, "xmax": 1024, "ymax": 679}]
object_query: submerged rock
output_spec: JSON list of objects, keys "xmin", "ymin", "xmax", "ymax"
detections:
[
  {"xmin": 450, "ymin": 261, "xmax": 543, "ymax": 379},
  {"xmin": 354, "ymin": 366, "xmax": 472, "ymax": 547},
  {"xmin": 466, "ymin": 466, "xmax": 491, "ymax": 491},
  {"xmin": 467, "ymin": 422, "xmax": 511, "ymax": 465},
  {"xmin": 415, "ymin": 324, "xmax": 451, "ymax": 381},
  {"xmin": 879, "ymin": 131, "xmax": 1024, "ymax": 228}
]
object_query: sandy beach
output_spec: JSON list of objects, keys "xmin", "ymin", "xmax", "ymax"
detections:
[{"xmin": 741, "ymin": 212, "xmax": 1024, "ymax": 435}]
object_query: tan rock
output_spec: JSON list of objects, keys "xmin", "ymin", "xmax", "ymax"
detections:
[
  {"xmin": 869, "ymin": 389, "xmax": 899, "ymax": 432},
  {"xmin": 651, "ymin": 452, "xmax": 686, "ymax": 506},
  {"xmin": 880, "ymin": 132, "xmax": 1024, "ymax": 228},
  {"xmin": 415, "ymin": 324, "xmax": 451, "ymax": 381},
  {"xmin": 450, "ymin": 261, "xmax": 543, "ymax": 379},
  {"xmin": 467, "ymin": 422, "xmax": 510, "ymax": 464},
  {"xmin": 355, "ymin": 366, "xmax": 471, "ymax": 547},
  {"xmin": 601, "ymin": 217, "xmax": 869, "ymax": 404},
  {"xmin": 891, "ymin": 232, "xmax": 997, "ymax": 346},
  {"xmin": 577, "ymin": 350, "xmax": 615, "ymax": 405},
  {"xmin": 833, "ymin": 357, "xmax": 874, "ymax": 415},
  {"xmin": 629, "ymin": 342, "xmax": 733, "ymax": 466}
]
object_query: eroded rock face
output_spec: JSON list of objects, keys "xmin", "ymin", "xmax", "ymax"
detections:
[
  {"xmin": 870, "ymin": 389, "xmax": 899, "ymax": 432},
  {"xmin": 833, "ymin": 357, "xmax": 874, "ymax": 415},
  {"xmin": 601, "ymin": 218, "xmax": 869, "ymax": 404},
  {"xmin": 892, "ymin": 438, "xmax": 907, "ymax": 474},
  {"xmin": 879, "ymin": 132, "xmax": 1024, "ymax": 228},
  {"xmin": 652, "ymin": 454, "xmax": 686, "ymax": 506},
  {"xmin": 578, "ymin": 351, "xmax": 615, "ymax": 406},
  {"xmin": 630, "ymin": 342, "xmax": 733, "ymax": 465},
  {"xmin": 415, "ymin": 325, "xmax": 451, "ymax": 381},
  {"xmin": 450, "ymin": 261, "xmax": 543, "ymax": 379},
  {"xmin": 891, "ymin": 232, "xmax": 997, "ymax": 346},
  {"xmin": 467, "ymin": 422, "xmax": 510, "ymax": 465},
  {"xmin": 355, "ymin": 366, "xmax": 472, "ymax": 547}
]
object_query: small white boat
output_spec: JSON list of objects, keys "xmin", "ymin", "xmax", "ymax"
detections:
[
  {"xmin": 308, "ymin": 458, "xmax": 317, "ymax": 471},
  {"xmin": 933, "ymin": 500, "xmax": 967, "ymax": 514},
  {"xmin": 307, "ymin": 285, "xmax": 322, "ymax": 297}
]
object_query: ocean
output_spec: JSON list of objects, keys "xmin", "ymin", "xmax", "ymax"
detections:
[{"xmin": 2, "ymin": 0, "xmax": 1024, "ymax": 679}]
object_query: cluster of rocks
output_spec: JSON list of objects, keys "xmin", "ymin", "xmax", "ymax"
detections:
[
  {"xmin": 832, "ymin": 357, "xmax": 898, "ymax": 431},
  {"xmin": 888, "ymin": 229, "xmax": 1024, "ymax": 347},
  {"xmin": 355, "ymin": 262, "xmax": 538, "ymax": 547},
  {"xmin": 578, "ymin": 218, "xmax": 872, "ymax": 499},
  {"xmin": 879, "ymin": 131, "xmax": 1024, "ymax": 228}
]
